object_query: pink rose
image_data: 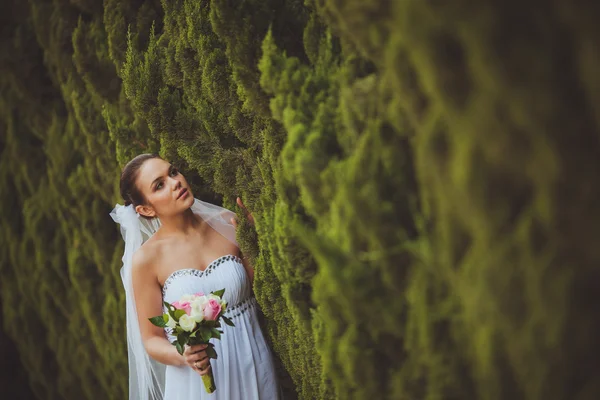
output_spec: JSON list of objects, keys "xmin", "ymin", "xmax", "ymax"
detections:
[
  {"xmin": 194, "ymin": 292, "xmax": 205, "ymax": 297},
  {"xmin": 172, "ymin": 300, "xmax": 192, "ymax": 315},
  {"xmin": 204, "ymin": 299, "xmax": 222, "ymax": 321}
]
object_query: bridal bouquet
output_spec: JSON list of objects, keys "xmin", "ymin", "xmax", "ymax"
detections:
[{"xmin": 149, "ymin": 289, "xmax": 234, "ymax": 393}]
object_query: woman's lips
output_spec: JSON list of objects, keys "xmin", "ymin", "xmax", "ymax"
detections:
[{"xmin": 177, "ymin": 188, "xmax": 188, "ymax": 199}]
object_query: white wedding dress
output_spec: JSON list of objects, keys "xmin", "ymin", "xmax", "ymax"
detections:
[{"xmin": 161, "ymin": 254, "xmax": 280, "ymax": 400}]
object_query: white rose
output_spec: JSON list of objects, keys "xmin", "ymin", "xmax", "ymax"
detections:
[
  {"xmin": 192, "ymin": 295, "xmax": 208, "ymax": 309},
  {"xmin": 190, "ymin": 302, "xmax": 205, "ymax": 323},
  {"xmin": 180, "ymin": 294, "xmax": 195, "ymax": 302},
  {"xmin": 179, "ymin": 314, "xmax": 196, "ymax": 332},
  {"xmin": 166, "ymin": 314, "xmax": 177, "ymax": 329}
]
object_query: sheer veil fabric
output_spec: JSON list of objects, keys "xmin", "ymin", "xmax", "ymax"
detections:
[{"xmin": 110, "ymin": 198, "xmax": 238, "ymax": 400}]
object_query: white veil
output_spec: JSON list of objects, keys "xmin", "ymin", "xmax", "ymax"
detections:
[{"xmin": 109, "ymin": 197, "xmax": 239, "ymax": 400}]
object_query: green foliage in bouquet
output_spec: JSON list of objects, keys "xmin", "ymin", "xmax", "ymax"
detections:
[
  {"xmin": 0, "ymin": 0, "xmax": 599, "ymax": 399},
  {"xmin": 149, "ymin": 289, "xmax": 234, "ymax": 357}
]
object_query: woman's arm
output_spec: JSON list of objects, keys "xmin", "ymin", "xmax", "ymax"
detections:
[
  {"xmin": 131, "ymin": 247, "xmax": 212, "ymax": 375},
  {"xmin": 131, "ymin": 248, "xmax": 185, "ymax": 367}
]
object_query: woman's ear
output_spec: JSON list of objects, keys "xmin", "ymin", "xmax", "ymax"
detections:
[{"xmin": 135, "ymin": 204, "xmax": 156, "ymax": 218}]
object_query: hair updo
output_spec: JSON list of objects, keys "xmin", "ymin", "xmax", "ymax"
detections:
[{"xmin": 120, "ymin": 153, "xmax": 161, "ymax": 207}]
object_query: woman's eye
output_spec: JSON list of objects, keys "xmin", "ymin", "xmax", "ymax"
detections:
[
  {"xmin": 156, "ymin": 182, "xmax": 163, "ymax": 190},
  {"xmin": 170, "ymin": 168, "xmax": 179, "ymax": 176}
]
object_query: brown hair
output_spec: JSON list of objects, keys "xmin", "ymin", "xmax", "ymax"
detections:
[{"xmin": 119, "ymin": 153, "xmax": 161, "ymax": 207}]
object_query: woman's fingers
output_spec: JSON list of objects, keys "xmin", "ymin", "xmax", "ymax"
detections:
[
  {"xmin": 186, "ymin": 350, "xmax": 207, "ymax": 363},
  {"xmin": 188, "ymin": 344, "xmax": 207, "ymax": 353},
  {"xmin": 192, "ymin": 356, "xmax": 211, "ymax": 376},
  {"xmin": 236, "ymin": 197, "xmax": 250, "ymax": 217},
  {"xmin": 236, "ymin": 197, "xmax": 255, "ymax": 226},
  {"xmin": 197, "ymin": 356, "xmax": 210, "ymax": 369},
  {"xmin": 184, "ymin": 344, "xmax": 208, "ymax": 365},
  {"xmin": 195, "ymin": 350, "xmax": 208, "ymax": 361},
  {"xmin": 198, "ymin": 364, "xmax": 211, "ymax": 376},
  {"xmin": 236, "ymin": 197, "xmax": 246, "ymax": 211}
]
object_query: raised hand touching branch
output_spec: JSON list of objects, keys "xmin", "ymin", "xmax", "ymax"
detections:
[{"xmin": 230, "ymin": 197, "xmax": 254, "ymax": 228}]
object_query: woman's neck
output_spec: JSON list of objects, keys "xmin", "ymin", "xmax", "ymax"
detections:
[{"xmin": 157, "ymin": 207, "xmax": 203, "ymax": 236}]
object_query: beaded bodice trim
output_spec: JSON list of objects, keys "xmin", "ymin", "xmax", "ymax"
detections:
[{"xmin": 161, "ymin": 254, "xmax": 242, "ymax": 296}]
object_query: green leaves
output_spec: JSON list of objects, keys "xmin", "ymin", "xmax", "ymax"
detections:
[
  {"xmin": 164, "ymin": 302, "xmax": 177, "ymax": 319},
  {"xmin": 163, "ymin": 301, "xmax": 187, "ymax": 323},
  {"xmin": 212, "ymin": 288, "xmax": 225, "ymax": 298},
  {"xmin": 210, "ymin": 328, "xmax": 222, "ymax": 340},
  {"xmin": 172, "ymin": 327, "xmax": 221, "ymax": 357},
  {"xmin": 199, "ymin": 327, "xmax": 213, "ymax": 342},
  {"xmin": 221, "ymin": 316, "xmax": 235, "ymax": 327},
  {"xmin": 175, "ymin": 342, "xmax": 184, "ymax": 356},
  {"xmin": 148, "ymin": 315, "xmax": 168, "ymax": 328},
  {"xmin": 205, "ymin": 344, "xmax": 218, "ymax": 360},
  {"xmin": 177, "ymin": 332, "xmax": 187, "ymax": 344},
  {"xmin": 153, "ymin": 308, "xmax": 230, "ymax": 360}
]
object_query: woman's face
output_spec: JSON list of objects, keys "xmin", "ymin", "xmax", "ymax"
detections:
[{"xmin": 134, "ymin": 158, "xmax": 194, "ymax": 218}]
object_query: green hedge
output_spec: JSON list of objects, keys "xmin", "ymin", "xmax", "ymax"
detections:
[{"xmin": 1, "ymin": 1, "xmax": 599, "ymax": 399}]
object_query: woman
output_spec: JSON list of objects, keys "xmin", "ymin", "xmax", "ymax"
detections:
[{"xmin": 110, "ymin": 153, "xmax": 280, "ymax": 400}]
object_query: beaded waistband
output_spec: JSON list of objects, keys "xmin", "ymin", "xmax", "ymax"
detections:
[{"xmin": 223, "ymin": 296, "xmax": 256, "ymax": 318}]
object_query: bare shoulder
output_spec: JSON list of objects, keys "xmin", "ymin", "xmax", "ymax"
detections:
[{"xmin": 131, "ymin": 238, "xmax": 163, "ymax": 276}]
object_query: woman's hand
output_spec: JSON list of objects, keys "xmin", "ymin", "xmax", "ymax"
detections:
[
  {"xmin": 183, "ymin": 344, "xmax": 211, "ymax": 376},
  {"xmin": 231, "ymin": 197, "xmax": 254, "ymax": 228}
]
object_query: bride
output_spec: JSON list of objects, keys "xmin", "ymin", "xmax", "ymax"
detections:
[{"xmin": 110, "ymin": 153, "xmax": 280, "ymax": 399}]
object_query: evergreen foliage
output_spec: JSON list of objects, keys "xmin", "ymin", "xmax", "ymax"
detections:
[{"xmin": 0, "ymin": 1, "xmax": 599, "ymax": 399}]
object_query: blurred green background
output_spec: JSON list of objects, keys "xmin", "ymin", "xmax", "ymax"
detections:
[{"xmin": 1, "ymin": 0, "xmax": 599, "ymax": 399}]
